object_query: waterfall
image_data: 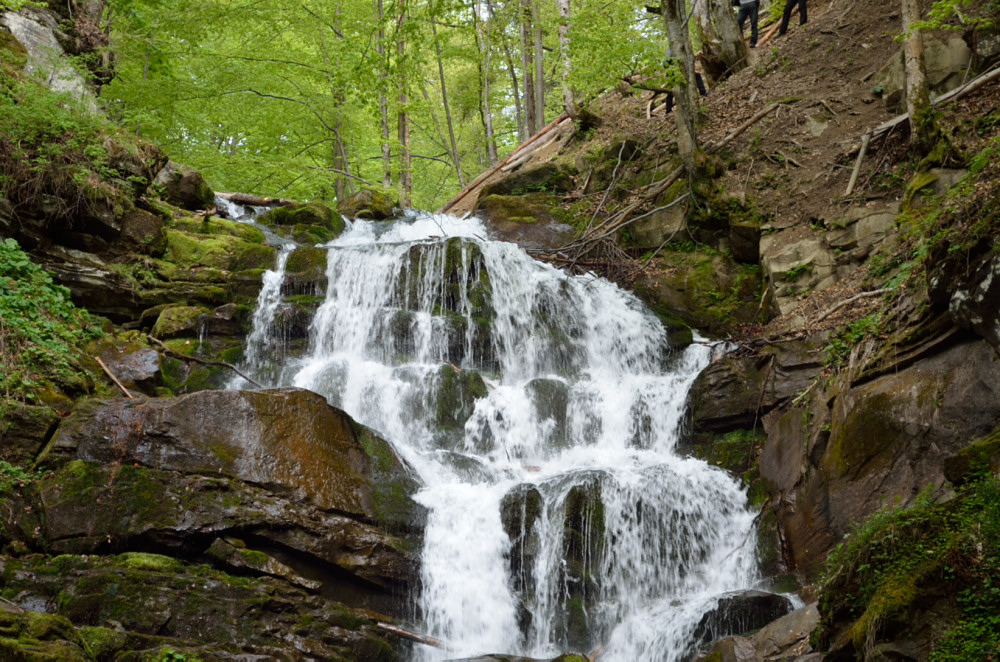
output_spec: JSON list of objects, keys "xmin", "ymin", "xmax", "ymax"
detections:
[{"xmin": 240, "ymin": 210, "xmax": 759, "ymax": 660}]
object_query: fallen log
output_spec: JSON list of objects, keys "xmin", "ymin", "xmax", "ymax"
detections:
[
  {"xmin": 844, "ymin": 131, "xmax": 872, "ymax": 197},
  {"xmin": 814, "ymin": 288, "xmax": 890, "ymax": 323},
  {"xmin": 376, "ymin": 622, "xmax": 446, "ymax": 649},
  {"xmin": 439, "ymin": 113, "xmax": 571, "ymax": 214},
  {"xmin": 217, "ymin": 192, "xmax": 298, "ymax": 207}
]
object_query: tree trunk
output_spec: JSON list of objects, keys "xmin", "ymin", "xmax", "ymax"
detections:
[
  {"xmin": 520, "ymin": 0, "xmax": 538, "ymax": 137},
  {"xmin": 431, "ymin": 14, "xmax": 465, "ymax": 186},
  {"xmin": 487, "ymin": 0, "xmax": 525, "ymax": 143},
  {"xmin": 558, "ymin": 0, "xmax": 576, "ymax": 119},
  {"xmin": 532, "ymin": 0, "xmax": 545, "ymax": 129},
  {"xmin": 397, "ymin": 2, "xmax": 412, "ymax": 206},
  {"xmin": 901, "ymin": 0, "xmax": 932, "ymax": 147},
  {"xmin": 663, "ymin": 0, "xmax": 698, "ymax": 178},
  {"xmin": 694, "ymin": 0, "xmax": 749, "ymax": 84},
  {"xmin": 376, "ymin": 0, "xmax": 392, "ymax": 188},
  {"xmin": 473, "ymin": 2, "xmax": 500, "ymax": 164}
]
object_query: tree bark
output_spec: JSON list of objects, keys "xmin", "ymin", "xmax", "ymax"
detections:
[
  {"xmin": 376, "ymin": 0, "xmax": 392, "ymax": 188},
  {"xmin": 559, "ymin": 0, "xmax": 577, "ymax": 119},
  {"xmin": 663, "ymin": 0, "xmax": 698, "ymax": 178},
  {"xmin": 532, "ymin": 0, "xmax": 545, "ymax": 129},
  {"xmin": 473, "ymin": 3, "xmax": 500, "ymax": 165},
  {"xmin": 431, "ymin": 13, "xmax": 465, "ymax": 186},
  {"xmin": 694, "ymin": 0, "xmax": 750, "ymax": 83},
  {"xmin": 520, "ymin": 0, "xmax": 538, "ymax": 137},
  {"xmin": 901, "ymin": 0, "xmax": 931, "ymax": 146},
  {"xmin": 397, "ymin": 1, "xmax": 412, "ymax": 206}
]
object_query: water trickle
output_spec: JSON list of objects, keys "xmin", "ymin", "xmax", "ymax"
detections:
[{"xmin": 238, "ymin": 210, "xmax": 759, "ymax": 660}]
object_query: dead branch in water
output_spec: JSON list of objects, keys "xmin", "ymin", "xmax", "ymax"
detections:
[{"xmin": 376, "ymin": 622, "xmax": 447, "ymax": 649}]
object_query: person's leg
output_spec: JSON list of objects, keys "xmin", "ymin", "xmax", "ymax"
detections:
[
  {"xmin": 738, "ymin": 5, "xmax": 749, "ymax": 32},
  {"xmin": 800, "ymin": 0, "xmax": 807, "ymax": 25},
  {"xmin": 695, "ymin": 73, "xmax": 707, "ymax": 97},
  {"xmin": 778, "ymin": 0, "xmax": 797, "ymax": 36},
  {"xmin": 749, "ymin": 4, "xmax": 759, "ymax": 47},
  {"xmin": 665, "ymin": 91, "xmax": 674, "ymax": 114}
]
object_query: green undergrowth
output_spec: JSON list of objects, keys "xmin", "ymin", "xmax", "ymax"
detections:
[
  {"xmin": 0, "ymin": 58, "xmax": 141, "ymax": 224},
  {"xmin": 818, "ymin": 467, "xmax": 1000, "ymax": 659},
  {"xmin": 0, "ymin": 238, "xmax": 104, "ymax": 402}
]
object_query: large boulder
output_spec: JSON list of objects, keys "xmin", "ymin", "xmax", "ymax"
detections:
[
  {"xmin": 690, "ymin": 590, "xmax": 795, "ymax": 653},
  {"xmin": 0, "ymin": 553, "xmax": 401, "ymax": 660},
  {"xmin": 153, "ymin": 161, "xmax": 215, "ymax": 211},
  {"xmin": 694, "ymin": 603, "xmax": 820, "ymax": 662},
  {"xmin": 774, "ymin": 339, "xmax": 1000, "ymax": 574},
  {"xmin": 0, "ymin": 8, "xmax": 96, "ymax": 108},
  {"xmin": 49, "ymin": 388, "xmax": 425, "ymax": 531},
  {"xmin": 337, "ymin": 188, "xmax": 397, "ymax": 220}
]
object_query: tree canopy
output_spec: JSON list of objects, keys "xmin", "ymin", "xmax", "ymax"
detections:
[{"xmin": 99, "ymin": 0, "xmax": 668, "ymax": 209}]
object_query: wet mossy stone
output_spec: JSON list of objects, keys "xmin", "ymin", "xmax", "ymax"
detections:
[
  {"xmin": 172, "ymin": 216, "xmax": 266, "ymax": 244},
  {"xmin": 259, "ymin": 202, "xmax": 345, "ymax": 241},
  {"xmin": 337, "ymin": 188, "xmax": 397, "ymax": 220},
  {"xmin": 153, "ymin": 161, "xmax": 215, "ymax": 211},
  {"xmin": 434, "ymin": 365, "xmax": 489, "ymax": 431},
  {"xmin": 501, "ymin": 484, "xmax": 544, "ymax": 596},
  {"xmin": 150, "ymin": 304, "xmax": 210, "ymax": 339},
  {"xmin": 480, "ymin": 163, "xmax": 577, "ymax": 197},
  {"xmin": 525, "ymin": 378, "xmax": 570, "ymax": 447},
  {"xmin": 0, "ymin": 609, "xmax": 88, "ymax": 661},
  {"xmin": 162, "ymin": 228, "xmax": 275, "ymax": 273}
]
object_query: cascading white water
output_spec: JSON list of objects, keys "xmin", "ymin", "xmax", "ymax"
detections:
[{"xmin": 240, "ymin": 210, "xmax": 759, "ymax": 660}]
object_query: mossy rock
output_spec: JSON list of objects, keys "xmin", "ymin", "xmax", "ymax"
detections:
[
  {"xmin": 480, "ymin": 163, "xmax": 577, "ymax": 197},
  {"xmin": 354, "ymin": 423, "xmax": 427, "ymax": 533},
  {"xmin": 434, "ymin": 365, "xmax": 488, "ymax": 431},
  {"xmin": 0, "ymin": 610, "xmax": 88, "ymax": 661},
  {"xmin": 337, "ymin": 189, "xmax": 397, "ymax": 220},
  {"xmin": 944, "ymin": 428, "xmax": 1000, "ymax": 485},
  {"xmin": 259, "ymin": 202, "xmax": 333, "ymax": 229},
  {"xmin": 150, "ymin": 305, "xmax": 210, "ymax": 339},
  {"xmin": 172, "ymin": 216, "xmax": 266, "ymax": 244},
  {"xmin": 163, "ymin": 228, "xmax": 275, "ymax": 273},
  {"xmin": 153, "ymin": 161, "xmax": 215, "ymax": 211},
  {"xmin": 0, "ymin": 29, "xmax": 28, "ymax": 71},
  {"xmin": 285, "ymin": 246, "xmax": 329, "ymax": 284}
]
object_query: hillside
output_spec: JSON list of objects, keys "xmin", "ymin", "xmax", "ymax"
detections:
[{"xmin": 2, "ymin": 0, "xmax": 1000, "ymax": 659}]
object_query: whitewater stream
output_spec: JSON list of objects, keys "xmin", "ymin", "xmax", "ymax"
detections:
[{"xmin": 227, "ymin": 206, "xmax": 760, "ymax": 661}]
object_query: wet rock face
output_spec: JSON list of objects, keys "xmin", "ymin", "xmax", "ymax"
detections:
[
  {"xmin": 775, "ymin": 339, "xmax": 1000, "ymax": 574},
  {"xmin": 690, "ymin": 590, "xmax": 794, "ymax": 653},
  {"xmin": 52, "ymin": 388, "xmax": 424, "ymax": 529},
  {"xmin": 0, "ymin": 553, "xmax": 401, "ymax": 660}
]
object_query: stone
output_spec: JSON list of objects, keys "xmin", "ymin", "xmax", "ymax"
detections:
[
  {"xmin": 98, "ymin": 346, "xmax": 161, "ymax": 395},
  {"xmin": 691, "ymin": 590, "xmax": 794, "ymax": 651},
  {"xmin": 630, "ymin": 202, "xmax": 687, "ymax": 249},
  {"xmin": 694, "ymin": 603, "xmax": 819, "ymax": 661},
  {"xmin": 337, "ymin": 188, "xmax": 397, "ymax": 220},
  {"xmin": 113, "ymin": 208, "xmax": 167, "ymax": 257},
  {"xmin": 876, "ymin": 36, "xmax": 972, "ymax": 112},
  {"xmin": 153, "ymin": 161, "xmax": 215, "ymax": 211},
  {"xmin": 945, "ymin": 252, "xmax": 1000, "ymax": 358},
  {"xmin": 784, "ymin": 339, "xmax": 1000, "ymax": 573},
  {"xmin": 0, "ymin": 404, "xmax": 60, "ymax": 466},
  {"xmin": 149, "ymin": 304, "xmax": 210, "ymax": 339},
  {"xmin": 0, "ymin": 553, "xmax": 401, "ymax": 659},
  {"xmin": 688, "ymin": 356, "xmax": 772, "ymax": 432},
  {"xmin": 0, "ymin": 8, "xmax": 96, "ymax": 109},
  {"xmin": 52, "ymin": 388, "xmax": 425, "ymax": 531},
  {"xmin": 474, "ymin": 193, "xmax": 577, "ymax": 251},
  {"xmin": 479, "ymin": 163, "xmax": 576, "ymax": 198}
]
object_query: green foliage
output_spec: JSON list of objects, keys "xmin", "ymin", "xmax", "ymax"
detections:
[
  {"xmin": 0, "ymin": 63, "xmax": 135, "ymax": 223},
  {"xmin": 0, "ymin": 0, "xmax": 38, "ymax": 11},
  {"xmin": 0, "ymin": 459, "xmax": 43, "ymax": 494},
  {"xmin": 824, "ymin": 313, "xmax": 883, "ymax": 367},
  {"xmin": 915, "ymin": 0, "xmax": 997, "ymax": 32},
  {"xmin": 0, "ymin": 238, "xmax": 104, "ymax": 401},
  {"xmin": 819, "ymin": 476, "xmax": 1000, "ymax": 659}
]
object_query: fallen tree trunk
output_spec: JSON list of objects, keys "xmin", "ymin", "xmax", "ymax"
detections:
[
  {"xmin": 376, "ymin": 622, "xmax": 446, "ymax": 649},
  {"xmin": 217, "ymin": 192, "xmax": 298, "ymax": 207}
]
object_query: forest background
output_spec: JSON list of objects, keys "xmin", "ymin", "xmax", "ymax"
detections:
[{"xmin": 3, "ymin": 0, "xmax": 683, "ymax": 210}]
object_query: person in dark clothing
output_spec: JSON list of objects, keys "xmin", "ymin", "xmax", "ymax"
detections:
[
  {"xmin": 736, "ymin": 0, "xmax": 760, "ymax": 48},
  {"xmin": 663, "ymin": 50, "xmax": 708, "ymax": 114},
  {"xmin": 778, "ymin": 0, "xmax": 807, "ymax": 37}
]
